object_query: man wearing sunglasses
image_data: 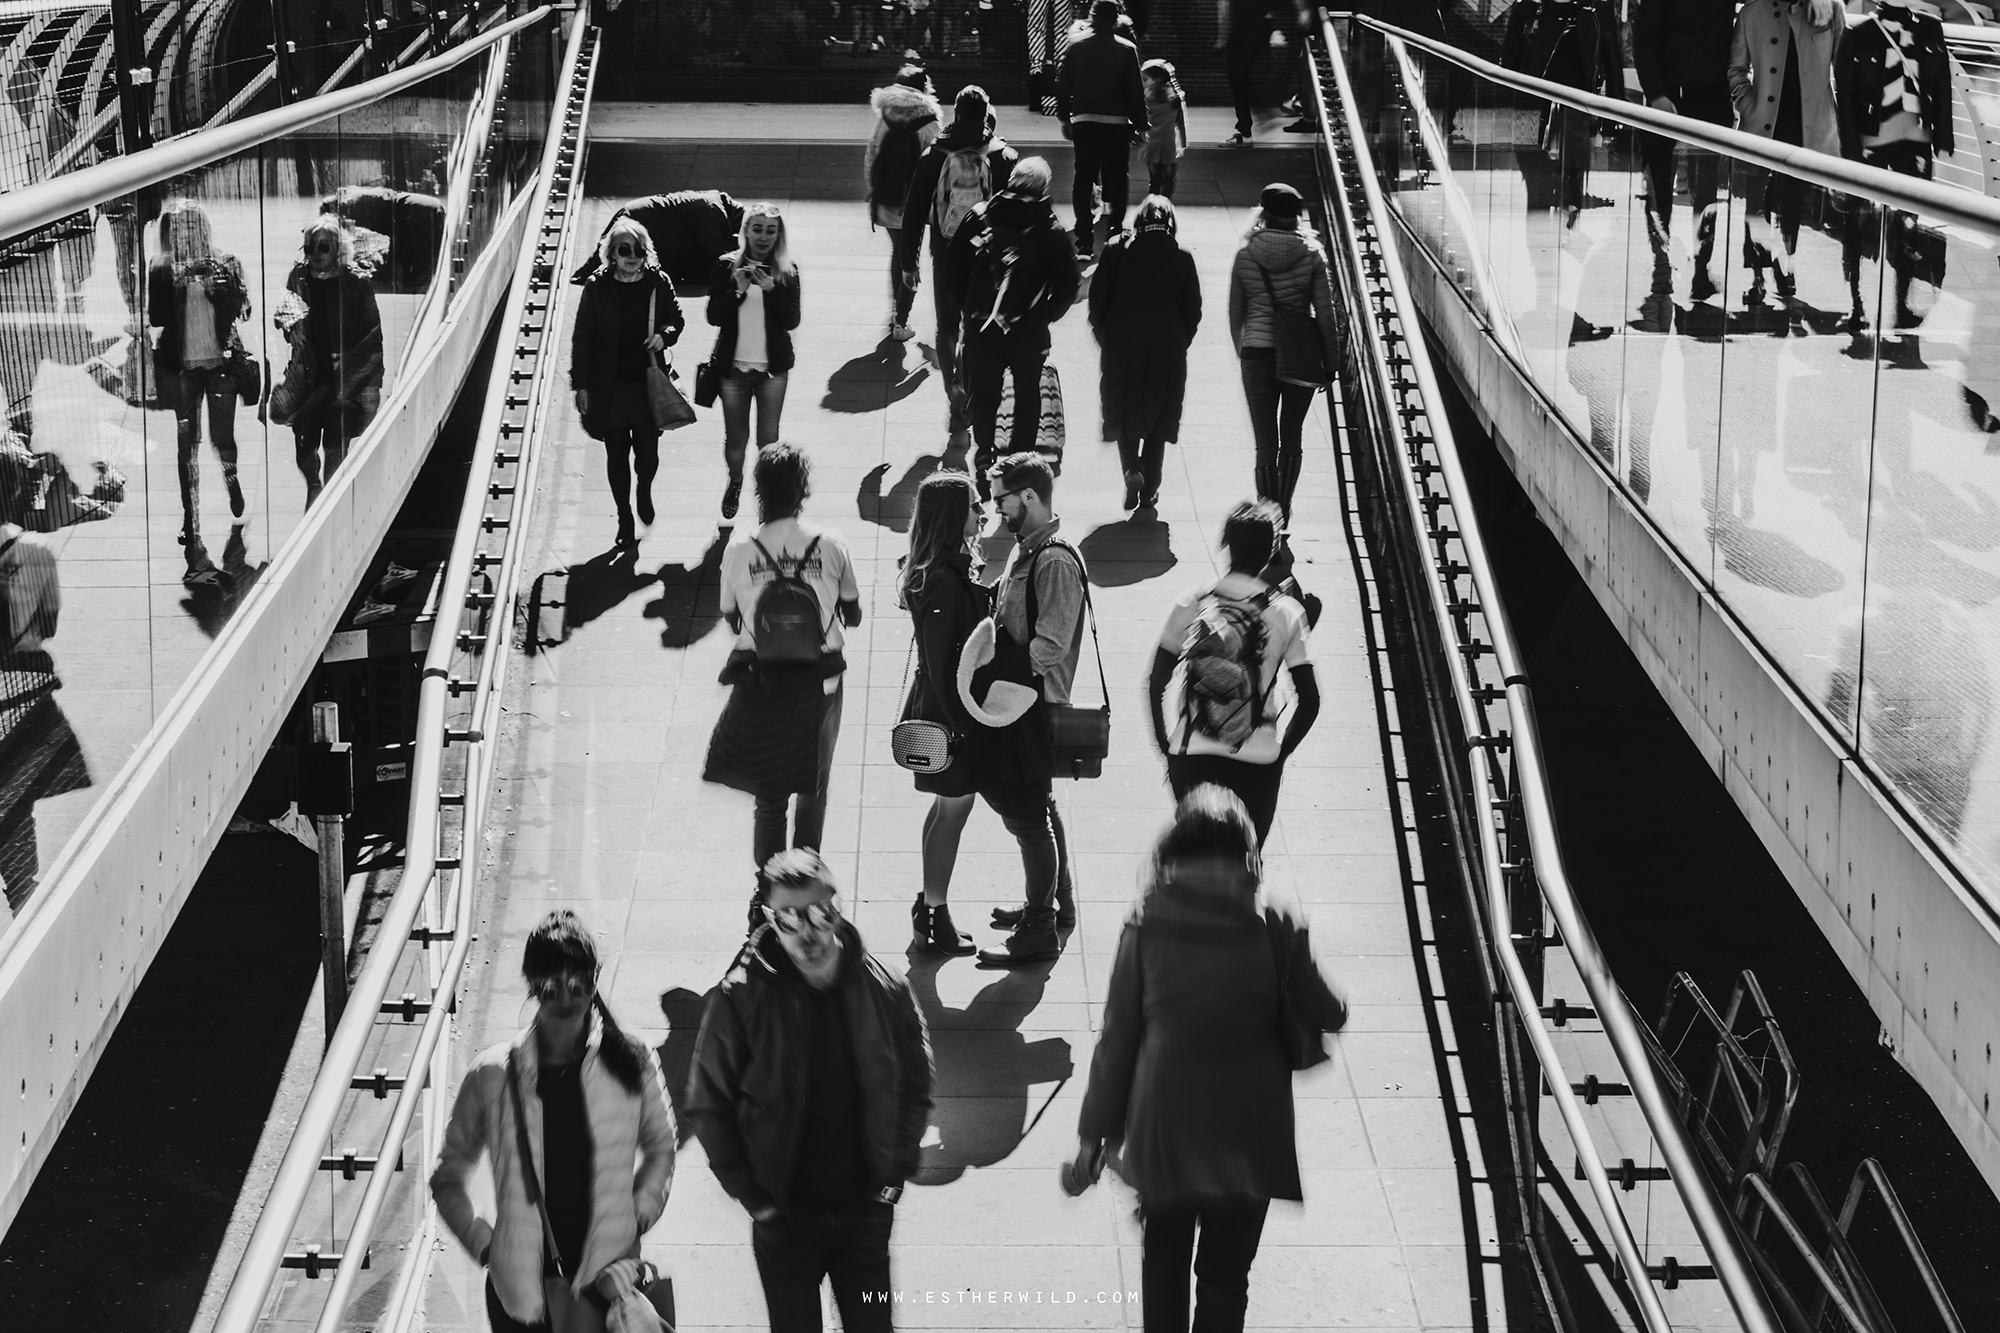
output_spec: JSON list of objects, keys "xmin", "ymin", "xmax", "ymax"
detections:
[{"xmin": 687, "ymin": 850, "xmax": 933, "ymax": 1332}]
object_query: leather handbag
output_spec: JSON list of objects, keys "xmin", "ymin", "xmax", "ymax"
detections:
[
  {"xmin": 890, "ymin": 636, "xmax": 956, "ymax": 774},
  {"xmin": 693, "ymin": 357, "xmax": 720, "ymax": 409},
  {"xmin": 1025, "ymin": 541, "xmax": 1110, "ymax": 780},
  {"xmin": 1255, "ymin": 261, "xmax": 1331, "ymax": 389},
  {"xmin": 506, "ymin": 1055, "xmax": 676, "ymax": 1333},
  {"xmin": 644, "ymin": 291, "xmax": 697, "ymax": 431},
  {"xmin": 1265, "ymin": 910, "xmax": 1336, "ymax": 1071},
  {"xmin": 225, "ymin": 341, "xmax": 262, "ymax": 405}
]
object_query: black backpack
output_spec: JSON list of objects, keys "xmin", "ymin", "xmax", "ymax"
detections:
[
  {"xmin": 869, "ymin": 112, "xmax": 937, "ymax": 209},
  {"xmin": 963, "ymin": 212, "xmax": 1045, "ymax": 335},
  {"xmin": 749, "ymin": 535, "xmax": 828, "ymax": 665}
]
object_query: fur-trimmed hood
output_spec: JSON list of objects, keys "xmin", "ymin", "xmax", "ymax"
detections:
[{"xmin": 872, "ymin": 82, "xmax": 942, "ymax": 127}]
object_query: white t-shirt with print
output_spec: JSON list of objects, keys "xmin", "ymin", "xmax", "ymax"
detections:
[
  {"xmin": 719, "ymin": 517, "xmax": 859, "ymax": 690},
  {"xmin": 1158, "ymin": 571, "xmax": 1313, "ymax": 764}
]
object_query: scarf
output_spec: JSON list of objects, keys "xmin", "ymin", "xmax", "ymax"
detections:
[{"xmin": 1877, "ymin": 10, "xmax": 1926, "ymax": 119}]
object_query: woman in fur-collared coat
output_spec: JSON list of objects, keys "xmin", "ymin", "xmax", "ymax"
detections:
[{"xmin": 865, "ymin": 65, "xmax": 942, "ymax": 341}]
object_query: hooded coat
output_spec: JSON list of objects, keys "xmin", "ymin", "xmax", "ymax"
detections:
[
  {"xmin": 1090, "ymin": 227, "xmax": 1201, "ymax": 444},
  {"xmin": 896, "ymin": 113, "xmax": 1021, "ymax": 270},
  {"xmin": 866, "ymin": 83, "xmax": 944, "ymax": 229},
  {"xmin": 1078, "ymin": 870, "xmax": 1346, "ymax": 1202},
  {"xmin": 1228, "ymin": 226, "xmax": 1345, "ymax": 377},
  {"xmin": 941, "ymin": 191, "xmax": 1080, "ymax": 342},
  {"xmin": 685, "ymin": 921, "xmax": 935, "ymax": 1217}
]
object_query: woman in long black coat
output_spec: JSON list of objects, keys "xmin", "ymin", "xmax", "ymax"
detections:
[
  {"xmin": 1072, "ymin": 784, "xmax": 1347, "ymax": 1333},
  {"xmin": 1090, "ymin": 195, "xmax": 1201, "ymax": 512}
]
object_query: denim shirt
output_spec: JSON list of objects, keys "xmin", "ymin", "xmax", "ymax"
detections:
[{"xmin": 993, "ymin": 515, "xmax": 1087, "ymax": 704}]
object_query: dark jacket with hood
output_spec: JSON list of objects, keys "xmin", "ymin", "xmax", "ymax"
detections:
[
  {"xmin": 1079, "ymin": 869, "xmax": 1347, "ymax": 1202},
  {"xmin": 1228, "ymin": 225, "xmax": 1345, "ymax": 376},
  {"xmin": 148, "ymin": 254, "xmax": 249, "ymax": 374},
  {"xmin": 941, "ymin": 191, "xmax": 1080, "ymax": 342},
  {"xmin": 685, "ymin": 921, "xmax": 934, "ymax": 1217},
  {"xmin": 1632, "ymin": 0, "xmax": 1738, "ymax": 100},
  {"xmin": 705, "ymin": 252, "xmax": 803, "ymax": 374},
  {"xmin": 1090, "ymin": 227, "xmax": 1201, "ymax": 443},
  {"xmin": 867, "ymin": 82, "xmax": 944, "ymax": 229},
  {"xmin": 1056, "ymin": 29, "xmax": 1147, "ymax": 125},
  {"xmin": 897, "ymin": 114, "xmax": 1021, "ymax": 270},
  {"xmin": 569, "ymin": 266, "xmax": 686, "ymax": 439}
]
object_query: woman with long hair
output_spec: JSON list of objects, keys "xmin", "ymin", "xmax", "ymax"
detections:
[
  {"xmin": 432, "ymin": 909, "xmax": 675, "ymax": 1333},
  {"xmin": 898, "ymin": 471, "xmax": 992, "ymax": 954},
  {"xmin": 282, "ymin": 214, "xmax": 384, "ymax": 505},
  {"xmin": 1070, "ymin": 785, "xmax": 1347, "ymax": 1333},
  {"xmin": 571, "ymin": 215, "xmax": 686, "ymax": 547},
  {"xmin": 147, "ymin": 199, "xmax": 250, "ymax": 584},
  {"xmin": 706, "ymin": 202, "xmax": 802, "ymax": 520},
  {"xmin": 1226, "ymin": 184, "xmax": 1344, "ymax": 521},
  {"xmin": 1090, "ymin": 195, "xmax": 1201, "ymax": 511}
]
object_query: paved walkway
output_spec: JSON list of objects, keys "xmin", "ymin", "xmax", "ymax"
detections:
[{"xmin": 419, "ymin": 116, "xmax": 1492, "ymax": 1330}]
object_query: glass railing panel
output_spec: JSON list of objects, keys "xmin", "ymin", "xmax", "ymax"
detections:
[{"xmin": 1853, "ymin": 194, "xmax": 2000, "ymax": 880}]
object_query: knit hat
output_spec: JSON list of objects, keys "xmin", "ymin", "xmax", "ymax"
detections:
[{"xmin": 1260, "ymin": 183, "xmax": 1304, "ymax": 221}]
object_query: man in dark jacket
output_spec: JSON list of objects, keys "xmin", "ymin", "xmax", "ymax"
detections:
[
  {"xmin": 687, "ymin": 850, "xmax": 934, "ymax": 1332},
  {"xmin": 944, "ymin": 159, "xmax": 1080, "ymax": 485},
  {"xmin": 570, "ymin": 189, "xmax": 746, "ymax": 287},
  {"xmin": 1632, "ymin": 0, "xmax": 1736, "ymax": 300},
  {"xmin": 899, "ymin": 85, "xmax": 1019, "ymax": 433},
  {"xmin": 1057, "ymin": 0, "xmax": 1147, "ymax": 256}
]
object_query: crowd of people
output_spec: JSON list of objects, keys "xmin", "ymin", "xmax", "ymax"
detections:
[{"xmin": 489, "ymin": 11, "xmax": 1361, "ymax": 1325}]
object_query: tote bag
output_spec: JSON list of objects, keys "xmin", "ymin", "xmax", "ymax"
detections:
[{"xmin": 645, "ymin": 290, "xmax": 697, "ymax": 431}]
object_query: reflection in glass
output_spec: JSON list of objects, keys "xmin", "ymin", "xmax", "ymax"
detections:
[{"xmin": 277, "ymin": 216, "xmax": 385, "ymax": 507}]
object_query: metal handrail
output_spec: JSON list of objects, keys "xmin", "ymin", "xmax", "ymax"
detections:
[
  {"xmin": 204, "ymin": 11, "xmax": 586, "ymax": 1330},
  {"xmin": 1319, "ymin": 17, "xmax": 1785, "ymax": 1331},
  {"xmin": 1350, "ymin": 13, "xmax": 2000, "ymax": 236},
  {"xmin": 0, "ymin": 5, "xmax": 549, "ymax": 246}
]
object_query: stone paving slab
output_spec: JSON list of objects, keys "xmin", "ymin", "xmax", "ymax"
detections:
[{"xmin": 417, "ymin": 129, "xmax": 1490, "ymax": 1330}]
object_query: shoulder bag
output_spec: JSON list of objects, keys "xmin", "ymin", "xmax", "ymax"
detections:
[
  {"xmin": 1255, "ymin": 261, "xmax": 1331, "ymax": 389},
  {"xmin": 505, "ymin": 1054, "xmax": 676, "ymax": 1333},
  {"xmin": 693, "ymin": 357, "xmax": 720, "ymax": 409},
  {"xmin": 891, "ymin": 633, "xmax": 957, "ymax": 773},
  {"xmin": 644, "ymin": 290, "xmax": 697, "ymax": 431},
  {"xmin": 1264, "ymin": 909, "xmax": 1340, "ymax": 1071},
  {"xmin": 1026, "ymin": 540, "xmax": 1110, "ymax": 779}
]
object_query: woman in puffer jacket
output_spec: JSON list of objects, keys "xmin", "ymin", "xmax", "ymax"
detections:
[
  {"xmin": 1227, "ymin": 182, "xmax": 1346, "ymax": 520},
  {"xmin": 432, "ymin": 910, "xmax": 675, "ymax": 1332},
  {"xmin": 865, "ymin": 65, "xmax": 941, "ymax": 341}
]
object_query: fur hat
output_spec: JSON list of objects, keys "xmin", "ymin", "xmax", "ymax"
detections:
[{"xmin": 956, "ymin": 618, "xmax": 1040, "ymax": 727}]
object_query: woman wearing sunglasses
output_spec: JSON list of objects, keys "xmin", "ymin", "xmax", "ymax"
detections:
[
  {"xmin": 571, "ymin": 216, "xmax": 687, "ymax": 547},
  {"xmin": 705, "ymin": 203, "xmax": 801, "ymax": 520},
  {"xmin": 432, "ymin": 910, "xmax": 676, "ymax": 1332},
  {"xmin": 282, "ymin": 216, "xmax": 384, "ymax": 506}
]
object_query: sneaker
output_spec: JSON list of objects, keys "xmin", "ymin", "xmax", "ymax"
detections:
[
  {"xmin": 1220, "ymin": 132, "xmax": 1251, "ymax": 147},
  {"xmin": 351, "ymin": 598, "xmax": 398, "ymax": 626},
  {"xmin": 976, "ymin": 917, "xmax": 1061, "ymax": 967},
  {"xmin": 1073, "ymin": 230, "xmax": 1093, "ymax": 259},
  {"xmin": 888, "ymin": 321, "xmax": 915, "ymax": 342},
  {"xmin": 376, "ymin": 561, "xmax": 420, "ymax": 594},
  {"xmin": 1281, "ymin": 118, "xmax": 1319, "ymax": 134},
  {"xmin": 721, "ymin": 478, "xmax": 741, "ymax": 521}
]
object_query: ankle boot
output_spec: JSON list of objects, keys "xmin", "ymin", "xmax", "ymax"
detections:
[
  {"xmin": 991, "ymin": 884, "xmax": 1075, "ymax": 931},
  {"xmin": 912, "ymin": 894, "xmax": 974, "ymax": 954},
  {"xmin": 977, "ymin": 911, "xmax": 1062, "ymax": 967}
]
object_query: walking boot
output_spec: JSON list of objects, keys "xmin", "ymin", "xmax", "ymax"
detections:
[
  {"xmin": 636, "ymin": 489, "xmax": 655, "ymax": 526},
  {"xmin": 1122, "ymin": 469, "xmax": 1142, "ymax": 511},
  {"xmin": 991, "ymin": 883, "xmax": 1075, "ymax": 931},
  {"xmin": 977, "ymin": 910, "xmax": 1061, "ymax": 967},
  {"xmin": 912, "ymin": 894, "xmax": 975, "ymax": 954},
  {"xmin": 721, "ymin": 474, "xmax": 742, "ymax": 521},
  {"xmin": 615, "ymin": 511, "xmax": 637, "ymax": 547}
]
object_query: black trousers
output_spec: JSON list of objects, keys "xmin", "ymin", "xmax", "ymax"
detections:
[
  {"xmin": 962, "ymin": 324, "xmax": 1049, "ymax": 473},
  {"xmin": 752, "ymin": 1201, "xmax": 895, "ymax": 1333},
  {"xmin": 1638, "ymin": 80, "xmax": 1732, "ymax": 236},
  {"xmin": 1070, "ymin": 121, "xmax": 1135, "ymax": 239},
  {"xmin": 930, "ymin": 249, "xmax": 967, "ymax": 427},
  {"xmin": 1116, "ymin": 432, "xmax": 1166, "ymax": 500},
  {"xmin": 1226, "ymin": 22, "xmax": 1271, "ymax": 136},
  {"xmin": 1167, "ymin": 754, "xmax": 1284, "ymax": 846},
  {"xmin": 1239, "ymin": 349, "xmax": 1314, "ymax": 515},
  {"xmin": 601, "ymin": 382, "xmax": 661, "ymax": 523},
  {"xmin": 1141, "ymin": 1194, "xmax": 1271, "ymax": 1333}
]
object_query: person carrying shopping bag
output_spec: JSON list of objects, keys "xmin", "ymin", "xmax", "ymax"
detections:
[{"xmin": 432, "ymin": 910, "xmax": 677, "ymax": 1333}]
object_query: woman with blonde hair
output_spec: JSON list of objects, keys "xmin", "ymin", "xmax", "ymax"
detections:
[
  {"xmin": 705, "ymin": 202, "xmax": 801, "ymax": 520},
  {"xmin": 282, "ymin": 214, "xmax": 383, "ymax": 504},
  {"xmin": 570, "ymin": 215, "xmax": 686, "ymax": 547},
  {"xmin": 147, "ymin": 198, "xmax": 250, "ymax": 584}
]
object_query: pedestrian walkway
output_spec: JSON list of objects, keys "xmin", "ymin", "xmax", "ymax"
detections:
[{"xmin": 418, "ymin": 113, "xmax": 1496, "ymax": 1330}]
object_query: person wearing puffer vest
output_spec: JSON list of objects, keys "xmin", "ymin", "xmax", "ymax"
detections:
[
  {"xmin": 1227, "ymin": 183, "xmax": 1345, "ymax": 519},
  {"xmin": 866, "ymin": 66, "xmax": 942, "ymax": 342},
  {"xmin": 942, "ymin": 158, "xmax": 1080, "ymax": 485},
  {"xmin": 898, "ymin": 86, "xmax": 1020, "ymax": 432}
]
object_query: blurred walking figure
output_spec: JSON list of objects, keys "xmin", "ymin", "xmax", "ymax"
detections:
[
  {"xmin": 706, "ymin": 445, "xmax": 862, "ymax": 922},
  {"xmin": 283, "ymin": 215, "xmax": 384, "ymax": 506},
  {"xmin": 1069, "ymin": 786, "xmax": 1347, "ymax": 1333},
  {"xmin": 1148, "ymin": 501, "xmax": 1319, "ymax": 845},
  {"xmin": 1140, "ymin": 60, "xmax": 1188, "ymax": 199},
  {"xmin": 1056, "ymin": 0, "xmax": 1147, "ymax": 257},
  {"xmin": 866, "ymin": 64, "xmax": 942, "ymax": 341},
  {"xmin": 431, "ymin": 910, "xmax": 676, "ymax": 1333},
  {"xmin": 1090, "ymin": 196, "xmax": 1200, "ymax": 512},
  {"xmin": 571, "ymin": 216, "xmax": 686, "ymax": 547},
  {"xmin": 0, "ymin": 523, "xmax": 88, "ymax": 917},
  {"xmin": 707, "ymin": 203, "xmax": 802, "ymax": 521},
  {"xmin": 687, "ymin": 850, "xmax": 935, "ymax": 1333},
  {"xmin": 1228, "ymin": 184, "xmax": 1343, "ymax": 519},
  {"xmin": 899, "ymin": 86, "xmax": 1019, "ymax": 435},
  {"xmin": 149, "ymin": 200, "xmax": 250, "ymax": 585},
  {"xmin": 1726, "ymin": 0, "xmax": 1844, "ymax": 304}
]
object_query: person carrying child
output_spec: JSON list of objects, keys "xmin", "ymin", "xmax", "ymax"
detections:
[{"xmin": 1141, "ymin": 60, "xmax": 1188, "ymax": 200}]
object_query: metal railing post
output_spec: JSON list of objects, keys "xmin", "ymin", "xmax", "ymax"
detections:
[{"xmin": 109, "ymin": 0, "xmax": 152, "ymax": 155}]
